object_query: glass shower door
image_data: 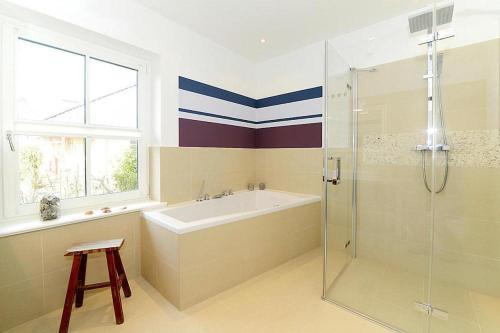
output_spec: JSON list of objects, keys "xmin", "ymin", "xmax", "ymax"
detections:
[
  {"xmin": 323, "ymin": 2, "xmax": 436, "ymax": 331},
  {"xmin": 323, "ymin": 42, "xmax": 354, "ymax": 295}
]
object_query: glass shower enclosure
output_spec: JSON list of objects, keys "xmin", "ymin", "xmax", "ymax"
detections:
[{"xmin": 323, "ymin": 1, "xmax": 500, "ymax": 332}]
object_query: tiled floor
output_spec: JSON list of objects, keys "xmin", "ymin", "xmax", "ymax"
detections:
[
  {"xmin": 5, "ymin": 248, "xmax": 392, "ymax": 333},
  {"xmin": 326, "ymin": 257, "xmax": 500, "ymax": 333}
]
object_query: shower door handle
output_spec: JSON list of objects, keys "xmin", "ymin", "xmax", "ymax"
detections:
[{"xmin": 326, "ymin": 157, "xmax": 341, "ymax": 185}]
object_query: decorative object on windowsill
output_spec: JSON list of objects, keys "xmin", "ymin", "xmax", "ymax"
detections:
[
  {"xmin": 259, "ymin": 182, "xmax": 266, "ymax": 190},
  {"xmin": 40, "ymin": 195, "xmax": 60, "ymax": 221},
  {"xmin": 101, "ymin": 207, "xmax": 112, "ymax": 214},
  {"xmin": 84, "ymin": 210, "xmax": 94, "ymax": 215},
  {"xmin": 248, "ymin": 183, "xmax": 255, "ymax": 191}
]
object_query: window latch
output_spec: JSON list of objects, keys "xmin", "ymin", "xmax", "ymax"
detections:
[{"xmin": 5, "ymin": 131, "xmax": 15, "ymax": 152}]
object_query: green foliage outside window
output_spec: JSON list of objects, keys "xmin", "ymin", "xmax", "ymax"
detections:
[{"xmin": 112, "ymin": 147, "xmax": 138, "ymax": 192}]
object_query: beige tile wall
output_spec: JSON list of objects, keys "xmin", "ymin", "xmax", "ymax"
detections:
[
  {"xmin": 141, "ymin": 202, "xmax": 321, "ymax": 310},
  {"xmin": 150, "ymin": 147, "xmax": 257, "ymax": 204},
  {"xmin": 354, "ymin": 38, "xmax": 500, "ymax": 296},
  {"xmin": 0, "ymin": 213, "xmax": 142, "ymax": 332},
  {"xmin": 255, "ymin": 148, "xmax": 323, "ymax": 196},
  {"xmin": 150, "ymin": 147, "xmax": 323, "ymax": 203}
]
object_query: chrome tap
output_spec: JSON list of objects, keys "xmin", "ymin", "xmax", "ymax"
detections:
[
  {"xmin": 196, "ymin": 180, "xmax": 210, "ymax": 201},
  {"xmin": 213, "ymin": 189, "xmax": 232, "ymax": 199}
]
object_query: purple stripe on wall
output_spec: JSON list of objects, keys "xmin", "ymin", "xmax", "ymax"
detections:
[
  {"xmin": 179, "ymin": 118, "xmax": 256, "ymax": 148},
  {"xmin": 255, "ymin": 123, "xmax": 322, "ymax": 148}
]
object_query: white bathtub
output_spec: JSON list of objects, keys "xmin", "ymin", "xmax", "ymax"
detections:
[{"xmin": 143, "ymin": 190, "xmax": 321, "ymax": 234}]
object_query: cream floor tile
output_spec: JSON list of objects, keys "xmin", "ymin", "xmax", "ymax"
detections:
[
  {"xmin": 469, "ymin": 291, "xmax": 500, "ymax": 333},
  {"xmin": 326, "ymin": 257, "xmax": 387, "ymax": 315},
  {"xmin": 324, "ymin": 255, "xmax": 500, "ymax": 333},
  {"xmin": 5, "ymin": 248, "xmax": 390, "ymax": 333}
]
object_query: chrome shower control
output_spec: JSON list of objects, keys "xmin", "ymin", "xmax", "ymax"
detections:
[{"xmin": 415, "ymin": 144, "xmax": 450, "ymax": 151}]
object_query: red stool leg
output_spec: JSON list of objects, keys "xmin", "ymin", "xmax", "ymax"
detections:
[
  {"xmin": 106, "ymin": 250, "xmax": 124, "ymax": 324},
  {"xmin": 59, "ymin": 254, "xmax": 82, "ymax": 333},
  {"xmin": 113, "ymin": 250, "xmax": 131, "ymax": 297},
  {"xmin": 75, "ymin": 254, "xmax": 87, "ymax": 307}
]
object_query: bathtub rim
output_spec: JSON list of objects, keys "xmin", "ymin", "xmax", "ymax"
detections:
[{"xmin": 142, "ymin": 189, "xmax": 321, "ymax": 235}]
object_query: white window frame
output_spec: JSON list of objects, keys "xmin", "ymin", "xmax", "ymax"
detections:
[{"xmin": 1, "ymin": 18, "xmax": 150, "ymax": 219}]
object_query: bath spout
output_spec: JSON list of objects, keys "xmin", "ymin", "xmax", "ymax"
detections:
[{"xmin": 197, "ymin": 180, "xmax": 209, "ymax": 201}]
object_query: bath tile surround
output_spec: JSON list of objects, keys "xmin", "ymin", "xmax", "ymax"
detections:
[
  {"xmin": 178, "ymin": 76, "xmax": 323, "ymax": 148},
  {"xmin": 141, "ymin": 198, "xmax": 321, "ymax": 309},
  {"xmin": 150, "ymin": 147, "xmax": 323, "ymax": 204},
  {"xmin": 149, "ymin": 147, "xmax": 257, "ymax": 204}
]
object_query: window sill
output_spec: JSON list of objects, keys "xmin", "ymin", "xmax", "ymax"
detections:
[{"xmin": 0, "ymin": 201, "xmax": 165, "ymax": 238}]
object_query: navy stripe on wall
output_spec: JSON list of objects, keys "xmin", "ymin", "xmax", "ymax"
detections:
[
  {"xmin": 256, "ymin": 86, "xmax": 322, "ymax": 108},
  {"xmin": 179, "ymin": 108, "xmax": 256, "ymax": 124},
  {"xmin": 179, "ymin": 76, "xmax": 322, "ymax": 108},
  {"xmin": 179, "ymin": 76, "xmax": 256, "ymax": 107}
]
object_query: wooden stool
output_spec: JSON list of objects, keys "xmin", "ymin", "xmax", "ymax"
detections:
[{"xmin": 59, "ymin": 239, "xmax": 131, "ymax": 333}]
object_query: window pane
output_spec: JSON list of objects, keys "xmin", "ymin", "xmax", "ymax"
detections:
[
  {"xmin": 18, "ymin": 136, "xmax": 85, "ymax": 204},
  {"xmin": 16, "ymin": 39, "xmax": 85, "ymax": 123},
  {"xmin": 89, "ymin": 138, "xmax": 138, "ymax": 195},
  {"xmin": 89, "ymin": 58, "xmax": 138, "ymax": 128}
]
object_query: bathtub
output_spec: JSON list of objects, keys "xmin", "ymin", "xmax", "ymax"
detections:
[
  {"xmin": 141, "ymin": 189, "xmax": 321, "ymax": 309},
  {"xmin": 143, "ymin": 189, "xmax": 320, "ymax": 234}
]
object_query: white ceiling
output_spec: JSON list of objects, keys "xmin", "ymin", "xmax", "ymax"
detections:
[{"xmin": 133, "ymin": 0, "xmax": 434, "ymax": 62}]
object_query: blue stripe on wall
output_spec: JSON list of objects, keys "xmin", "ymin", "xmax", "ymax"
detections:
[
  {"xmin": 179, "ymin": 108, "xmax": 322, "ymax": 125},
  {"xmin": 256, "ymin": 86, "xmax": 323, "ymax": 108},
  {"xmin": 179, "ymin": 77, "xmax": 322, "ymax": 108},
  {"xmin": 179, "ymin": 77, "xmax": 256, "ymax": 108},
  {"xmin": 179, "ymin": 108, "xmax": 257, "ymax": 124},
  {"xmin": 258, "ymin": 114, "xmax": 322, "ymax": 124}
]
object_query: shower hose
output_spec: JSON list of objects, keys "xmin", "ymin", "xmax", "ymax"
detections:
[{"xmin": 420, "ymin": 76, "xmax": 449, "ymax": 194}]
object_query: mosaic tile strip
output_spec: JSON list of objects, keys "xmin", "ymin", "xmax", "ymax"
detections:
[{"xmin": 361, "ymin": 130, "xmax": 500, "ymax": 168}]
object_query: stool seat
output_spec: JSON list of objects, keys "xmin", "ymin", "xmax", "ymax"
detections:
[
  {"xmin": 59, "ymin": 238, "xmax": 131, "ymax": 333},
  {"xmin": 65, "ymin": 238, "xmax": 124, "ymax": 256}
]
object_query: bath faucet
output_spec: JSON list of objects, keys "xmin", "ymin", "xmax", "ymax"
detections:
[
  {"xmin": 213, "ymin": 190, "xmax": 232, "ymax": 199},
  {"xmin": 197, "ymin": 180, "xmax": 210, "ymax": 201}
]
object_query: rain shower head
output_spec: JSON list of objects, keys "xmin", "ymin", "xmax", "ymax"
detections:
[{"xmin": 408, "ymin": 3, "xmax": 454, "ymax": 33}]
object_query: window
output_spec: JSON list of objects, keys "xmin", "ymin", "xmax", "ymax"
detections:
[{"xmin": 2, "ymin": 25, "xmax": 149, "ymax": 217}]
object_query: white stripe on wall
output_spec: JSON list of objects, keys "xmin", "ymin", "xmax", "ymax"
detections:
[
  {"xmin": 256, "ymin": 98, "xmax": 322, "ymax": 123},
  {"xmin": 179, "ymin": 89, "xmax": 256, "ymax": 122}
]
